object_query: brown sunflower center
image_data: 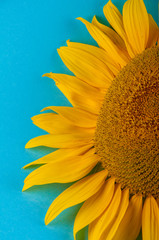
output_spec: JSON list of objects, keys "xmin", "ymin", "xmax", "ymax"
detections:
[{"xmin": 95, "ymin": 47, "xmax": 159, "ymax": 198}]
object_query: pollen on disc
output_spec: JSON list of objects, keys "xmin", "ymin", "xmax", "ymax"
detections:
[{"xmin": 95, "ymin": 47, "xmax": 159, "ymax": 198}]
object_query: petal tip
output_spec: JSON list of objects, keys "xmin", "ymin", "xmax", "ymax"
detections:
[
  {"xmin": 92, "ymin": 15, "xmax": 97, "ymax": 23},
  {"xmin": 66, "ymin": 39, "xmax": 70, "ymax": 45},
  {"xmin": 73, "ymin": 234, "xmax": 76, "ymax": 240},
  {"xmin": 22, "ymin": 184, "xmax": 27, "ymax": 192},
  {"xmin": 44, "ymin": 215, "xmax": 50, "ymax": 226},
  {"xmin": 42, "ymin": 73, "xmax": 52, "ymax": 78},
  {"xmin": 76, "ymin": 17, "xmax": 85, "ymax": 23},
  {"xmin": 42, "ymin": 73, "xmax": 47, "ymax": 77},
  {"xmin": 25, "ymin": 141, "xmax": 32, "ymax": 149},
  {"xmin": 25, "ymin": 138, "xmax": 38, "ymax": 149}
]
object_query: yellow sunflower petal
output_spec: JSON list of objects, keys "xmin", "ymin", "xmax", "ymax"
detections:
[
  {"xmin": 23, "ymin": 144, "xmax": 92, "ymax": 168},
  {"xmin": 142, "ymin": 196, "xmax": 159, "ymax": 240},
  {"xmin": 147, "ymin": 14, "xmax": 159, "ymax": 48},
  {"xmin": 100, "ymin": 188, "xmax": 129, "ymax": 240},
  {"xmin": 73, "ymin": 178, "xmax": 115, "ymax": 240},
  {"xmin": 88, "ymin": 184, "xmax": 122, "ymax": 240},
  {"xmin": 43, "ymin": 73, "xmax": 104, "ymax": 114},
  {"xmin": 45, "ymin": 170, "xmax": 108, "ymax": 225},
  {"xmin": 23, "ymin": 148, "xmax": 98, "ymax": 191},
  {"xmin": 123, "ymin": 0, "xmax": 149, "ymax": 55},
  {"xmin": 103, "ymin": 0, "xmax": 135, "ymax": 58},
  {"xmin": 77, "ymin": 17, "xmax": 129, "ymax": 67},
  {"xmin": 92, "ymin": 15, "xmax": 126, "ymax": 52},
  {"xmin": 58, "ymin": 46, "xmax": 113, "ymax": 88},
  {"xmin": 32, "ymin": 113, "xmax": 95, "ymax": 134},
  {"xmin": 41, "ymin": 106, "xmax": 97, "ymax": 128},
  {"xmin": 103, "ymin": 0, "xmax": 126, "ymax": 42},
  {"xmin": 112, "ymin": 194, "xmax": 142, "ymax": 240},
  {"xmin": 43, "ymin": 73, "xmax": 102, "ymax": 98},
  {"xmin": 67, "ymin": 40, "xmax": 120, "ymax": 76},
  {"xmin": 25, "ymin": 132, "xmax": 94, "ymax": 149}
]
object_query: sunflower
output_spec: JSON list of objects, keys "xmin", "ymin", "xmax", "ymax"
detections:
[{"xmin": 23, "ymin": 0, "xmax": 159, "ymax": 239}]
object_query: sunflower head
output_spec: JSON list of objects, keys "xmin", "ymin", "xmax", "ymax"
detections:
[
  {"xmin": 95, "ymin": 46, "xmax": 159, "ymax": 198},
  {"xmin": 23, "ymin": 0, "xmax": 159, "ymax": 239}
]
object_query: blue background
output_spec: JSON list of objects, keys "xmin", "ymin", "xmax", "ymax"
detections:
[{"xmin": 0, "ymin": 0, "xmax": 158, "ymax": 239}]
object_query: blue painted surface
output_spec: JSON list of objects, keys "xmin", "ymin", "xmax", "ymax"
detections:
[{"xmin": 0, "ymin": 0, "xmax": 158, "ymax": 239}]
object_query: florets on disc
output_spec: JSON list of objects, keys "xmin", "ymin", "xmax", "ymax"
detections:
[{"xmin": 95, "ymin": 47, "xmax": 159, "ymax": 198}]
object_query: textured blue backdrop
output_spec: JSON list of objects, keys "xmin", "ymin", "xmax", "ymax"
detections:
[{"xmin": 0, "ymin": 0, "xmax": 158, "ymax": 239}]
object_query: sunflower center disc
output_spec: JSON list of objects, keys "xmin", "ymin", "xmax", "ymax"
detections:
[{"xmin": 95, "ymin": 47, "xmax": 159, "ymax": 198}]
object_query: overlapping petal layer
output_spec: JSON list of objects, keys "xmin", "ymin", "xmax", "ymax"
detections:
[
  {"xmin": 73, "ymin": 178, "xmax": 115, "ymax": 239},
  {"xmin": 57, "ymin": 46, "xmax": 113, "ymax": 88},
  {"xmin": 23, "ymin": 148, "xmax": 98, "ymax": 191},
  {"xmin": 43, "ymin": 73, "xmax": 104, "ymax": 114},
  {"xmin": 88, "ymin": 184, "xmax": 122, "ymax": 240},
  {"xmin": 78, "ymin": 17, "xmax": 129, "ymax": 67},
  {"xmin": 32, "ymin": 112, "xmax": 95, "ymax": 134},
  {"xmin": 25, "ymin": 132, "xmax": 94, "ymax": 149},
  {"xmin": 92, "ymin": 16, "xmax": 126, "ymax": 52},
  {"xmin": 45, "ymin": 170, "xmax": 108, "ymax": 225},
  {"xmin": 112, "ymin": 194, "xmax": 142, "ymax": 240},
  {"xmin": 23, "ymin": 144, "xmax": 92, "ymax": 168},
  {"xmin": 41, "ymin": 107, "xmax": 97, "ymax": 128}
]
